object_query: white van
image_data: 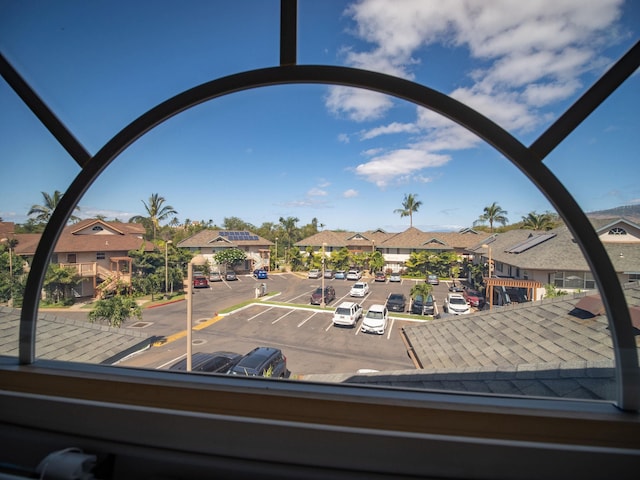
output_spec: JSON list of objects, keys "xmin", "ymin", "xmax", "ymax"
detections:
[{"xmin": 332, "ymin": 301, "xmax": 363, "ymax": 327}]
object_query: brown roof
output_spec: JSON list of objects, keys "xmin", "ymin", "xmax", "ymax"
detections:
[
  {"xmin": 8, "ymin": 219, "xmax": 154, "ymax": 255},
  {"xmin": 177, "ymin": 229, "xmax": 273, "ymax": 248}
]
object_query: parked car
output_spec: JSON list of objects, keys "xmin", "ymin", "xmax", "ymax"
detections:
[
  {"xmin": 169, "ymin": 351, "xmax": 242, "ymax": 373},
  {"xmin": 332, "ymin": 301, "xmax": 363, "ymax": 327},
  {"xmin": 225, "ymin": 270, "xmax": 237, "ymax": 281},
  {"xmin": 193, "ymin": 276, "xmax": 209, "ymax": 288},
  {"xmin": 253, "ymin": 269, "xmax": 268, "ymax": 279},
  {"xmin": 346, "ymin": 270, "xmax": 362, "ymax": 281},
  {"xmin": 444, "ymin": 293, "xmax": 470, "ymax": 315},
  {"xmin": 334, "ymin": 270, "xmax": 347, "ymax": 280},
  {"xmin": 463, "ymin": 288, "xmax": 485, "ymax": 308},
  {"xmin": 411, "ymin": 294, "xmax": 435, "ymax": 315},
  {"xmin": 324, "ymin": 269, "xmax": 334, "ymax": 279},
  {"xmin": 228, "ymin": 346, "xmax": 288, "ymax": 378},
  {"xmin": 389, "ymin": 272, "xmax": 401, "ymax": 282},
  {"xmin": 427, "ymin": 274, "xmax": 440, "ymax": 285},
  {"xmin": 308, "ymin": 269, "xmax": 321, "ymax": 279},
  {"xmin": 448, "ymin": 281, "xmax": 463, "ymax": 292},
  {"xmin": 374, "ymin": 271, "xmax": 386, "ymax": 282},
  {"xmin": 209, "ymin": 271, "xmax": 222, "ymax": 282},
  {"xmin": 349, "ymin": 281, "xmax": 369, "ymax": 297},
  {"xmin": 361, "ymin": 304, "xmax": 389, "ymax": 335},
  {"xmin": 310, "ymin": 286, "xmax": 336, "ymax": 305},
  {"xmin": 386, "ymin": 293, "xmax": 407, "ymax": 312}
]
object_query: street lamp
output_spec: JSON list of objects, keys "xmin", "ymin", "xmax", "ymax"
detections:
[
  {"xmin": 186, "ymin": 254, "xmax": 207, "ymax": 371},
  {"xmin": 1, "ymin": 238, "xmax": 14, "ymax": 307},
  {"xmin": 164, "ymin": 240, "xmax": 172, "ymax": 300},
  {"xmin": 481, "ymin": 243, "xmax": 493, "ymax": 310},
  {"xmin": 275, "ymin": 237, "xmax": 278, "ymax": 271},
  {"xmin": 321, "ymin": 242, "xmax": 326, "ymax": 308}
]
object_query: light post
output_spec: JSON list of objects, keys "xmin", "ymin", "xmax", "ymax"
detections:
[
  {"xmin": 164, "ymin": 240, "xmax": 172, "ymax": 299},
  {"xmin": 275, "ymin": 237, "xmax": 278, "ymax": 271},
  {"xmin": 1, "ymin": 238, "xmax": 14, "ymax": 307},
  {"xmin": 321, "ymin": 242, "xmax": 326, "ymax": 308},
  {"xmin": 481, "ymin": 243, "xmax": 493, "ymax": 310},
  {"xmin": 186, "ymin": 254, "xmax": 207, "ymax": 371}
]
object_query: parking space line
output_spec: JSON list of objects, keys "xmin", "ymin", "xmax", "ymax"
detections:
[
  {"xmin": 325, "ymin": 321, "xmax": 334, "ymax": 331},
  {"xmin": 297, "ymin": 311, "xmax": 319, "ymax": 327},
  {"xmin": 387, "ymin": 318, "xmax": 395, "ymax": 340},
  {"xmin": 272, "ymin": 309, "xmax": 295, "ymax": 324},
  {"xmin": 246, "ymin": 307, "xmax": 273, "ymax": 321}
]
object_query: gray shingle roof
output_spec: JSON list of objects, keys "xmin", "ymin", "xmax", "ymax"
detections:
[
  {"xmin": 0, "ymin": 306, "xmax": 152, "ymax": 364},
  {"xmin": 303, "ymin": 282, "xmax": 640, "ymax": 401}
]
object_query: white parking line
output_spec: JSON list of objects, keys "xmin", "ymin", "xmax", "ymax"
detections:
[
  {"xmin": 158, "ymin": 354, "xmax": 185, "ymax": 369},
  {"xmin": 246, "ymin": 307, "xmax": 273, "ymax": 321},
  {"xmin": 297, "ymin": 311, "xmax": 319, "ymax": 327},
  {"xmin": 272, "ymin": 309, "xmax": 296, "ymax": 324},
  {"xmin": 387, "ymin": 318, "xmax": 395, "ymax": 340},
  {"xmin": 325, "ymin": 321, "xmax": 334, "ymax": 331}
]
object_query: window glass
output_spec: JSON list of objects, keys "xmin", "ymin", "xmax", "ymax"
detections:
[{"xmin": 1, "ymin": 1, "xmax": 637, "ymax": 405}]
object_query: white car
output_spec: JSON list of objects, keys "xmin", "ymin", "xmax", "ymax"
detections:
[
  {"xmin": 389, "ymin": 272, "xmax": 401, "ymax": 282},
  {"xmin": 332, "ymin": 301, "xmax": 363, "ymax": 327},
  {"xmin": 350, "ymin": 281, "xmax": 369, "ymax": 297},
  {"xmin": 308, "ymin": 269, "xmax": 321, "ymax": 279},
  {"xmin": 346, "ymin": 270, "xmax": 362, "ymax": 280},
  {"xmin": 361, "ymin": 304, "xmax": 389, "ymax": 335},
  {"xmin": 444, "ymin": 293, "xmax": 471, "ymax": 315}
]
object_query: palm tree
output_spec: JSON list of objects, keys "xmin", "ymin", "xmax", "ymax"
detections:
[
  {"xmin": 129, "ymin": 193, "xmax": 177, "ymax": 241},
  {"xmin": 28, "ymin": 190, "xmax": 80, "ymax": 224},
  {"xmin": 278, "ymin": 216, "xmax": 299, "ymax": 249},
  {"xmin": 394, "ymin": 193, "xmax": 422, "ymax": 227},
  {"xmin": 521, "ymin": 211, "xmax": 555, "ymax": 231},
  {"xmin": 474, "ymin": 202, "xmax": 508, "ymax": 233}
]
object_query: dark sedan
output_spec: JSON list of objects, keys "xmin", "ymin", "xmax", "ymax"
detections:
[
  {"xmin": 386, "ymin": 293, "xmax": 407, "ymax": 312},
  {"xmin": 169, "ymin": 351, "xmax": 242, "ymax": 373}
]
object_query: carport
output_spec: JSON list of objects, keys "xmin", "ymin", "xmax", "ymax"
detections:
[{"xmin": 484, "ymin": 278, "xmax": 542, "ymax": 310}]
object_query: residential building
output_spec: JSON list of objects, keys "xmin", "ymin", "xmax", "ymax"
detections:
[
  {"xmin": 295, "ymin": 226, "xmax": 482, "ymax": 271},
  {"xmin": 177, "ymin": 230, "xmax": 273, "ymax": 272},
  {"xmin": 466, "ymin": 218, "xmax": 640, "ymax": 304},
  {"xmin": 4, "ymin": 219, "xmax": 154, "ymax": 298}
]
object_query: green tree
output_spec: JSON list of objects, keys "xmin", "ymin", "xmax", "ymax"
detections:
[
  {"xmin": 223, "ymin": 216, "xmax": 255, "ymax": 231},
  {"xmin": 43, "ymin": 264, "xmax": 81, "ymax": 304},
  {"xmin": 521, "ymin": 211, "xmax": 556, "ymax": 231},
  {"xmin": 28, "ymin": 190, "xmax": 81, "ymax": 225},
  {"xmin": 410, "ymin": 282, "xmax": 433, "ymax": 299},
  {"xmin": 130, "ymin": 193, "xmax": 178, "ymax": 241},
  {"xmin": 88, "ymin": 295, "xmax": 142, "ymax": 328},
  {"xmin": 214, "ymin": 248, "xmax": 247, "ymax": 268},
  {"xmin": 278, "ymin": 216, "xmax": 300, "ymax": 250},
  {"xmin": 330, "ymin": 247, "xmax": 351, "ymax": 270},
  {"xmin": 369, "ymin": 250, "xmax": 385, "ymax": 273},
  {"xmin": 474, "ymin": 202, "xmax": 509, "ymax": 233},
  {"xmin": 393, "ymin": 193, "xmax": 422, "ymax": 227}
]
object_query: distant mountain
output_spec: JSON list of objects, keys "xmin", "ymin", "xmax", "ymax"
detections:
[{"xmin": 587, "ymin": 204, "xmax": 640, "ymax": 221}]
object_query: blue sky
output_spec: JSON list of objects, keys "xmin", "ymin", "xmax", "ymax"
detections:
[{"xmin": 1, "ymin": 0, "xmax": 638, "ymax": 232}]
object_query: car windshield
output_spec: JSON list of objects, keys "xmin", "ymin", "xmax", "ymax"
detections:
[
  {"xmin": 336, "ymin": 308, "xmax": 351, "ymax": 316},
  {"xmin": 367, "ymin": 311, "xmax": 383, "ymax": 319},
  {"xmin": 450, "ymin": 297, "xmax": 466, "ymax": 305}
]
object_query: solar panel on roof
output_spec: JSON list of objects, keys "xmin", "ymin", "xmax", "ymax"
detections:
[{"xmin": 506, "ymin": 233, "xmax": 556, "ymax": 253}]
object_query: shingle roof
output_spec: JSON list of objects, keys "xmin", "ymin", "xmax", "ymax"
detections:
[
  {"xmin": 177, "ymin": 229, "xmax": 273, "ymax": 248},
  {"xmin": 467, "ymin": 223, "xmax": 640, "ymax": 272},
  {"xmin": 303, "ymin": 282, "xmax": 640, "ymax": 401},
  {"xmin": 0, "ymin": 306, "xmax": 153, "ymax": 364}
]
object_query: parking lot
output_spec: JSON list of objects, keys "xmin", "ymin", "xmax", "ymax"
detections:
[{"xmin": 120, "ymin": 272, "xmax": 462, "ymax": 376}]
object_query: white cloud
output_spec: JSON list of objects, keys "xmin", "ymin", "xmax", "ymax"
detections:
[
  {"xmin": 331, "ymin": 0, "xmax": 625, "ymax": 187},
  {"xmin": 337, "ymin": 133, "xmax": 350, "ymax": 143},
  {"xmin": 354, "ymin": 149, "xmax": 450, "ymax": 187},
  {"xmin": 343, "ymin": 189, "xmax": 359, "ymax": 198},
  {"xmin": 308, "ymin": 187, "xmax": 328, "ymax": 197},
  {"xmin": 360, "ymin": 121, "xmax": 419, "ymax": 140}
]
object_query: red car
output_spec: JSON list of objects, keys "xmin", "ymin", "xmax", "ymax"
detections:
[
  {"xmin": 193, "ymin": 276, "xmax": 209, "ymax": 288},
  {"xmin": 463, "ymin": 288, "xmax": 485, "ymax": 308}
]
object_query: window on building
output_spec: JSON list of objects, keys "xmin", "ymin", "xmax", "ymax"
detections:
[{"xmin": 96, "ymin": 252, "xmax": 105, "ymax": 260}]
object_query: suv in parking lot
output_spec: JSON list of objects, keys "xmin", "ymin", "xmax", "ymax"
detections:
[
  {"xmin": 332, "ymin": 301, "xmax": 363, "ymax": 327},
  {"xmin": 169, "ymin": 351, "xmax": 242, "ymax": 373},
  {"xmin": 193, "ymin": 275, "xmax": 209, "ymax": 288},
  {"xmin": 427, "ymin": 274, "xmax": 439, "ymax": 285},
  {"xmin": 310, "ymin": 286, "xmax": 336, "ymax": 305},
  {"xmin": 444, "ymin": 293, "xmax": 470, "ymax": 315},
  {"xmin": 346, "ymin": 270, "xmax": 362, "ymax": 280},
  {"xmin": 463, "ymin": 288, "xmax": 485, "ymax": 308},
  {"xmin": 349, "ymin": 281, "xmax": 369, "ymax": 297},
  {"xmin": 411, "ymin": 294, "xmax": 435, "ymax": 315},
  {"xmin": 228, "ymin": 347, "xmax": 288, "ymax": 378}
]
